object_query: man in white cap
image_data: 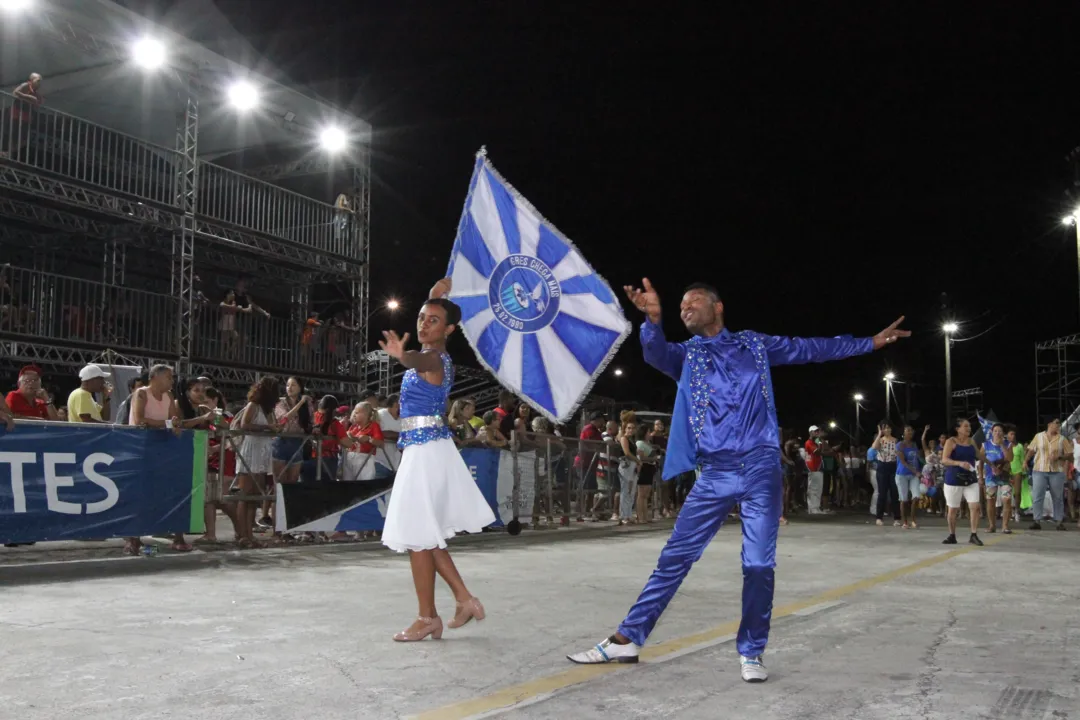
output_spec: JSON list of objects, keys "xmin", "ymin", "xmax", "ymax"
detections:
[
  {"xmin": 804, "ymin": 425, "xmax": 828, "ymax": 514},
  {"xmin": 68, "ymin": 365, "xmax": 112, "ymax": 423}
]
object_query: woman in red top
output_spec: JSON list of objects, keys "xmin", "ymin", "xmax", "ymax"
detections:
[
  {"xmin": 305, "ymin": 395, "xmax": 357, "ymax": 482},
  {"xmin": 343, "ymin": 402, "xmax": 384, "ymax": 481}
]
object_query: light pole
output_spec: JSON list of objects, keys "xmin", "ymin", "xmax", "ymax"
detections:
[
  {"xmin": 1063, "ymin": 212, "xmax": 1080, "ymax": 322},
  {"xmin": 853, "ymin": 393, "xmax": 864, "ymax": 443},
  {"xmin": 883, "ymin": 372, "xmax": 895, "ymax": 424},
  {"xmin": 943, "ymin": 322, "xmax": 958, "ymax": 426}
]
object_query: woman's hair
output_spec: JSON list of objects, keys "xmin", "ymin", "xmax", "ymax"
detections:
[
  {"xmin": 635, "ymin": 424, "xmax": 649, "ymax": 441},
  {"xmin": 619, "ymin": 409, "xmax": 636, "ymax": 425},
  {"xmin": 531, "ymin": 416, "xmax": 552, "ymax": 434},
  {"xmin": 483, "ymin": 410, "xmax": 498, "ymax": 425},
  {"xmin": 991, "ymin": 422, "xmax": 1004, "ymax": 433},
  {"xmin": 423, "ymin": 297, "xmax": 462, "ymax": 326},
  {"xmin": 352, "ymin": 401, "xmax": 376, "ymax": 425},
  {"xmin": 448, "ymin": 399, "xmax": 472, "ymax": 426},
  {"xmin": 248, "ymin": 376, "xmax": 280, "ymax": 415},
  {"xmin": 954, "ymin": 416, "xmax": 969, "ymax": 431},
  {"xmin": 318, "ymin": 394, "xmax": 338, "ymax": 435},
  {"xmin": 175, "ymin": 376, "xmax": 208, "ymax": 420},
  {"xmin": 204, "ymin": 387, "xmax": 223, "ymax": 404},
  {"xmin": 287, "ymin": 376, "xmax": 313, "ymax": 433}
]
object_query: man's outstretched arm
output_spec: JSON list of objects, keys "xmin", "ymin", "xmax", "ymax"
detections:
[
  {"xmin": 640, "ymin": 319, "xmax": 686, "ymax": 381},
  {"xmin": 624, "ymin": 278, "xmax": 686, "ymax": 381},
  {"xmin": 764, "ymin": 316, "xmax": 910, "ymax": 366}
]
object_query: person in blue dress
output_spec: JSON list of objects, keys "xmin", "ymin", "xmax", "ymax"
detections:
[
  {"xmin": 567, "ymin": 278, "xmax": 909, "ymax": 683},
  {"xmin": 895, "ymin": 425, "xmax": 923, "ymax": 529},
  {"xmin": 377, "ymin": 277, "xmax": 496, "ymax": 643},
  {"xmin": 980, "ymin": 422, "xmax": 1014, "ymax": 534}
]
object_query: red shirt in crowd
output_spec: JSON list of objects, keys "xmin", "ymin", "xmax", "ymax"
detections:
[
  {"xmin": 347, "ymin": 421, "xmax": 384, "ymax": 455},
  {"xmin": 804, "ymin": 438, "xmax": 823, "ymax": 472},
  {"xmin": 5, "ymin": 390, "xmax": 49, "ymax": 419},
  {"xmin": 314, "ymin": 410, "xmax": 349, "ymax": 457}
]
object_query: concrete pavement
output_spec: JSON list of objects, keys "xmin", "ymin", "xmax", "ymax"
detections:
[{"xmin": 0, "ymin": 513, "xmax": 1077, "ymax": 720}]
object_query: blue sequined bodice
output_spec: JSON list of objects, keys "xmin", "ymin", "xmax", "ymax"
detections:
[{"xmin": 397, "ymin": 351, "xmax": 455, "ymax": 448}]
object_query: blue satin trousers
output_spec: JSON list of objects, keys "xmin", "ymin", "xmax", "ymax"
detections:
[{"xmin": 617, "ymin": 449, "xmax": 782, "ymax": 658}]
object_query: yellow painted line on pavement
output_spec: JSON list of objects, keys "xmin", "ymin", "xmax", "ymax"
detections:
[{"xmin": 411, "ymin": 534, "xmax": 1013, "ymax": 720}]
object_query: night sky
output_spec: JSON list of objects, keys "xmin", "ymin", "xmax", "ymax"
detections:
[{"xmin": 139, "ymin": 2, "xmax": 1080, "ymax": 437}]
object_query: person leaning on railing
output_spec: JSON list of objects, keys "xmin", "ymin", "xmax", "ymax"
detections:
[
  {"xmin": 476, "ymin": 410, "xmax": 508, "ymax": 448},
  {"xmin": 305, "ymin": 395, "xmax": 358, "ymax": 483},
  {"xmin": 67, "ymin": 365, "xmax": 112, "ymax": 424},
  {"xmin": 0, "ymin": 393, "xmax": 14, "ymax": 431},
  {"xmin": 132, "ymin": 365, "xmax": 190, "ymax": 553},
  {"xmin": 448, "ymin": 398, "xmax": 477, "ymax": 445},
  {"xmin": 6, "ymin": 365, "xmax": 60, "ymax": 421},
  {"xmin": 343, "ymin": 402, "xmax": 384, "ymax": 481}
]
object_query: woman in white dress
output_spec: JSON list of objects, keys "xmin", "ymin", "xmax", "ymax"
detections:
[
  {"xmin": 378, "ymin": 278, "xmax": 496, "ymax": 642},
  {"xmin": 235, "ymin": 376, "xmax": 278, "ymax": 547}
]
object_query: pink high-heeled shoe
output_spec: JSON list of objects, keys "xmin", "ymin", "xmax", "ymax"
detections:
[
  {"xmin": 447, "ymin": 597, "xmax": 486, "ymax": 629},
  {"xmin": 393, "ymin": 616, "xmax": 444, "ymax": 642}
]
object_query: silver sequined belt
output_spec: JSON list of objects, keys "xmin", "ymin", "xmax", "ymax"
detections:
[{"xmin": 400, "ymin": 415, "xmax": 445, "ymax": 431}]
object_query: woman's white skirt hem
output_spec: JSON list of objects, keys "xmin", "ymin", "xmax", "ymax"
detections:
[{"xmin": 381, "ymin": 437, "xmax": 495, "ymax": 553}]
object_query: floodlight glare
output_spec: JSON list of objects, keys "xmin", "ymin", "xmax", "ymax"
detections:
[
  {"xmin": 319, "ymin": 126, "xmax": 348, "ymax": 153},
  {"xmin": 613, "ymin": 368, "xmax": 624, "ymax": 377},
  {"xmin": 132, "ymin": 37, "xmax": 166, "ymax": 70},
  {"xmin": 386, "ymin": 299, "xmax": 400, "ymax": 311},
  {"xmin": 942, "ymin": 322, "xmax": 959, "ymax": 333},
  {"xmin": 1064, "ymin": 216, "xmax": 1077, "ymax": 227},
  {"xmin": 0, "ymin": 0, "xmax": 34, "ymax": 13},
  {"xmin": 884, "ymin": 372, "xmax": 896, "ymax": 381},
  {"xmin": 227, "ymin": 80, "xmax": 259, "ymax": 111},
  {"xmin": 853, "ymin": 393, "xmax": 864, "ymax": 402}
]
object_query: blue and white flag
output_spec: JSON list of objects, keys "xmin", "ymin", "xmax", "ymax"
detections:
[{"xmin": 446, "ymin": 149, "xmax": 630, "ymax": 423}]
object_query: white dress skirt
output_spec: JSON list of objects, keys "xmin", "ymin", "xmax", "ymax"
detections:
[{"xmin": 381, "ymin": 437, "xmax": 496, "ymax": 553}]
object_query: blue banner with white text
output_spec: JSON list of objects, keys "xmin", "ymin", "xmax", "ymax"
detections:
[{"xmin": 0, "ymin": 424, "xmax": 202, "ymax": 544}]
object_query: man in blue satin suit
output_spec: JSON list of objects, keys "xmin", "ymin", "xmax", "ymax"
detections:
[{"xmin": 568, "ymin": 279, "xmax": 909, "ymax": 682}]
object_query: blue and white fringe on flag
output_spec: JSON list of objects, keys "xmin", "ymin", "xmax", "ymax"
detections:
[{"xmin": 446, "ymin": 148, "xmax": 630, "ymax": 423}]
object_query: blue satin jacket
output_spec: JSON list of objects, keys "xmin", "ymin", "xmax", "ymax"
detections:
[{"xmin": 640, "ymin": 320, "xmax": 874, "ymax": 480}]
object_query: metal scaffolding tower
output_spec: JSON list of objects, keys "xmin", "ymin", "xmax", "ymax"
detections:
[{"xmin": 1034, "ymin": 334, "xmax": 1080, "ymax": 427}]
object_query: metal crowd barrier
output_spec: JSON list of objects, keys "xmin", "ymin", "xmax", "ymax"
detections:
[
  {"xmin": 0, "ymin": 91, "xmax": 342, "ymax": 254},
  {"xmin": 0, "ymin": 91, "xmax": 179, "ymax": 206},
  {"xmin": 0, "ymin": 263, "xmax": 177, "ymax": 355}
]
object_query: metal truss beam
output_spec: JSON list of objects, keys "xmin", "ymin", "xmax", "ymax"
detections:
[
  {"xmin": 0, "ymin": 165, "xmax": 365, "ymax": 279},
  {"xmin": 1035, "ymin": 334, "xmax": 1080, "ymax": 350},
  {"xmin": 173, "ymin": 84, "xmax": 200, "ymax": 374},
  {"xmin": 0, "ymin": 339, "xmax": 156, "ymax": 372},
  {"xmin": 951, "ymin": 388, "xmax": 983, "ymax": 398},
  {"xmin": 241, "ymin": 156, "xmax": 333, "ymax": 181},
  {"xmin": 0, "ymin": 194, "xmax": 118, "ymax": 236}
]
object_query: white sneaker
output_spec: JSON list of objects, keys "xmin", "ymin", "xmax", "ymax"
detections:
[
  {"xmin": 740, "ymin": 654, "xmax": 768, "ymax": 682},
  {"xmin": 567, "ymin": 636, "xmax": 640, "ymax": 664}
]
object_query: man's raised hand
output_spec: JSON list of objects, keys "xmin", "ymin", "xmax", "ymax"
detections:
[
  {"xmin": 623, "ymin": 277, "xmax": 662, "ymax": 324},
  {"xmin": 872, "ymin": 316, "xmax": 912, "ymax": 350}
]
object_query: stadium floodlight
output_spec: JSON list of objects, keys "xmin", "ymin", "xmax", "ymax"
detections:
[
  {"xmin": 613, "ymin": 368, "xmax": 624, "ymax": 377},
  {"xmin": 0, "ymin": 0, "xmax": 34, "ymax": 13},
  {"xmin": 386, "ymin": 299, "xmax": 400, "ymax": 311},
  {"xmin": 132, "ymin": 37, "xmax": 167, "ymax": 70},
  {"xmin": 319, "ymin": 126, "xmax": 348, "ymax": 153},
  {"xmin": 942, "ymin": 322, "xmax": 959, "ymax": 334},
  {"xmin": 853, "ymin": 393, "xmax": 864, "ymax": 402},
  {"xmin": 1065, "ymin": 216, "xmax": 1077, "ymax": 227},
  {"xmin": 227, "ymin": 80, "xmax": 259, "ymax": 111}
]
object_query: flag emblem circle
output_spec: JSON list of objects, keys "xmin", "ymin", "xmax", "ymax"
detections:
[{"xmin": 488, "ymin": 254, "xmax": 561, "ymax": 333}]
